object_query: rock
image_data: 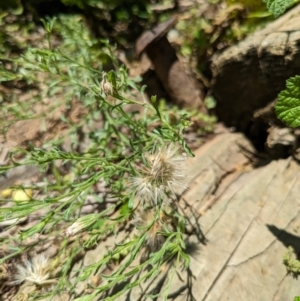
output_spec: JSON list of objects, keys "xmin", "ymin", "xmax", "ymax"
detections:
[
  {"xmin": 117, "ymin": 132, "xmax": 256, "ymax": 301},
  {"xmin": 0, "ymin": 165, "xmax": 41, "ymax": 190},
  {"xmin": 107, "ymin": 133, "xmax": 300, "ymax": 301},
  {"xmin": 169, "ymin": 157, "xmax": 300, "ymax": 301},
  {"xmin": 265, "ymin": 126, "xmax": 296, "ymax": 158},
  {"xmin": 211, "ymin": 4, "xmax": 300, "ymax": 131}
]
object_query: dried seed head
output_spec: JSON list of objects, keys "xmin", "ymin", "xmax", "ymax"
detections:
[
  {"xmin": 100, "ymin": 73, "xmax": 113, "ymax": 96},
  {"xmin": 134, "ymin": 209, "xmax": 165, "ymax": 252},
  {"xmin": 131, "ymin": 143, "xmax": 187, "ymax": 205},
  {"xmin": 13, "ymin": 254, "xmax": 55, "ymax": 286},
  {"xmin": 134, "ymin": 208, "xmax": 174, "ymax": 252},
  {"xmin": 131, "ymin": 177, "xmax": 165, "ymax": 205}
]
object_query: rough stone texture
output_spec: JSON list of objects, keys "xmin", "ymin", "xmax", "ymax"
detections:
[
  {"xmin": 211, "ymin": 4, "xmax": 300, "ymax": 131},
  {"xmin": 169, "ymin": 158, "xmax": 300, "ymax": 301},
  {"xmin": 0, "ymin": 165, "xmax": 41, "ymax": 190},
  {"xmin": 115, "ymin": 133, "xmax": 300, "ymax": 301}
]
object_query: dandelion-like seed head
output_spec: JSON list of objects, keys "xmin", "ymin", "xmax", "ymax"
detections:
[
  {"xmin": 13, "ymin": 254, "xmax": 55, "ymax": 286},
  {"xmin": 132, "ymin": 143, "xmax": 187, "ymax": 206},
  {"xmin": 149, "ymin": 144, "xmax": 186, "ymax": 187},
  {"xmin": 131, "ymin": 177, "xmax": 165, "ymax": 205}
]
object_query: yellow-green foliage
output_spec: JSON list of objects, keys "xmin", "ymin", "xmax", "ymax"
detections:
[{"xmin": 227, "ymin": 0, "xmax": 266, "ymax": 11}]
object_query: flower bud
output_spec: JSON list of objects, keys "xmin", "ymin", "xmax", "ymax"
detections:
[
  {"xmin": 66, "ymin": 213, "xmax": 99, "ymax": 237},
  {"xmin": 100, "ymin": 73, "xmax": 113, "ymax": 96}
]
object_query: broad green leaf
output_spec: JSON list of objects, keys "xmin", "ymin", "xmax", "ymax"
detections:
[
  {"xmin": 294, "ymin": 297, "xmax": 300, "ymax": 301},
  {"xmin": 275, "ymin": 76, "xmax": 300, "ymax": 127},
  {"xmin": 263, "ymin": 0, "xmax": 291, "ymax": 17}
]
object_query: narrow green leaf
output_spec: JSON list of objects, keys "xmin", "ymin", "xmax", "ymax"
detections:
[
  {"xmin": 128, "ymin": 193, "xmax": 135, "ymax": 209},
  {"xmin": 275, "ymin": 76, "xmax": 300, "ymax": 127},
  {"xmin": 151, "ymin": 95, "xmax": 162, "ymax": 119},
  {"xmin": 73, "ymin": 294, "xmax": 96, "ymax": 301},
  {"xmin": 0, "ymin": 69, "xmax": 19, "ymax": 82}
]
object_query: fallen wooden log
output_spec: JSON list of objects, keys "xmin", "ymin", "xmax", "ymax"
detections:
[{"xmin": 211, "ymin": 4, "xmax": 300, "ymax": 132}]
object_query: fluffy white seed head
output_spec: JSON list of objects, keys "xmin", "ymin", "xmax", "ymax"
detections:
[
  {"xmin": 13, "ymin": 254, "xmax": 55, "ymax": 286},
  {"xmin": 132, "ymin": 143, "xmax": 187, "ymax": 205}
]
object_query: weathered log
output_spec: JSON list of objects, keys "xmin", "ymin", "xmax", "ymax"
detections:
[
  {"xmin": 170, "ymin": 158, "xmax": 300, "ymax": 301},
  {"xmin": 115, "ymin": 133, "xmax": 300, "ymax": 301},
  {"xmin": 211, "ymin": 4, "xmax": 300, "ymax": 131}
]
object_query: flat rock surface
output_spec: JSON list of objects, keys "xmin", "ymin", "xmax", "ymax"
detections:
[
  {"xmin": 119, "ymin": 132, "xmax": 300, "ymax": 300},
  {"xmin": 172, "ymin": 158, "xmax": 300, "ymax": 301}
]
